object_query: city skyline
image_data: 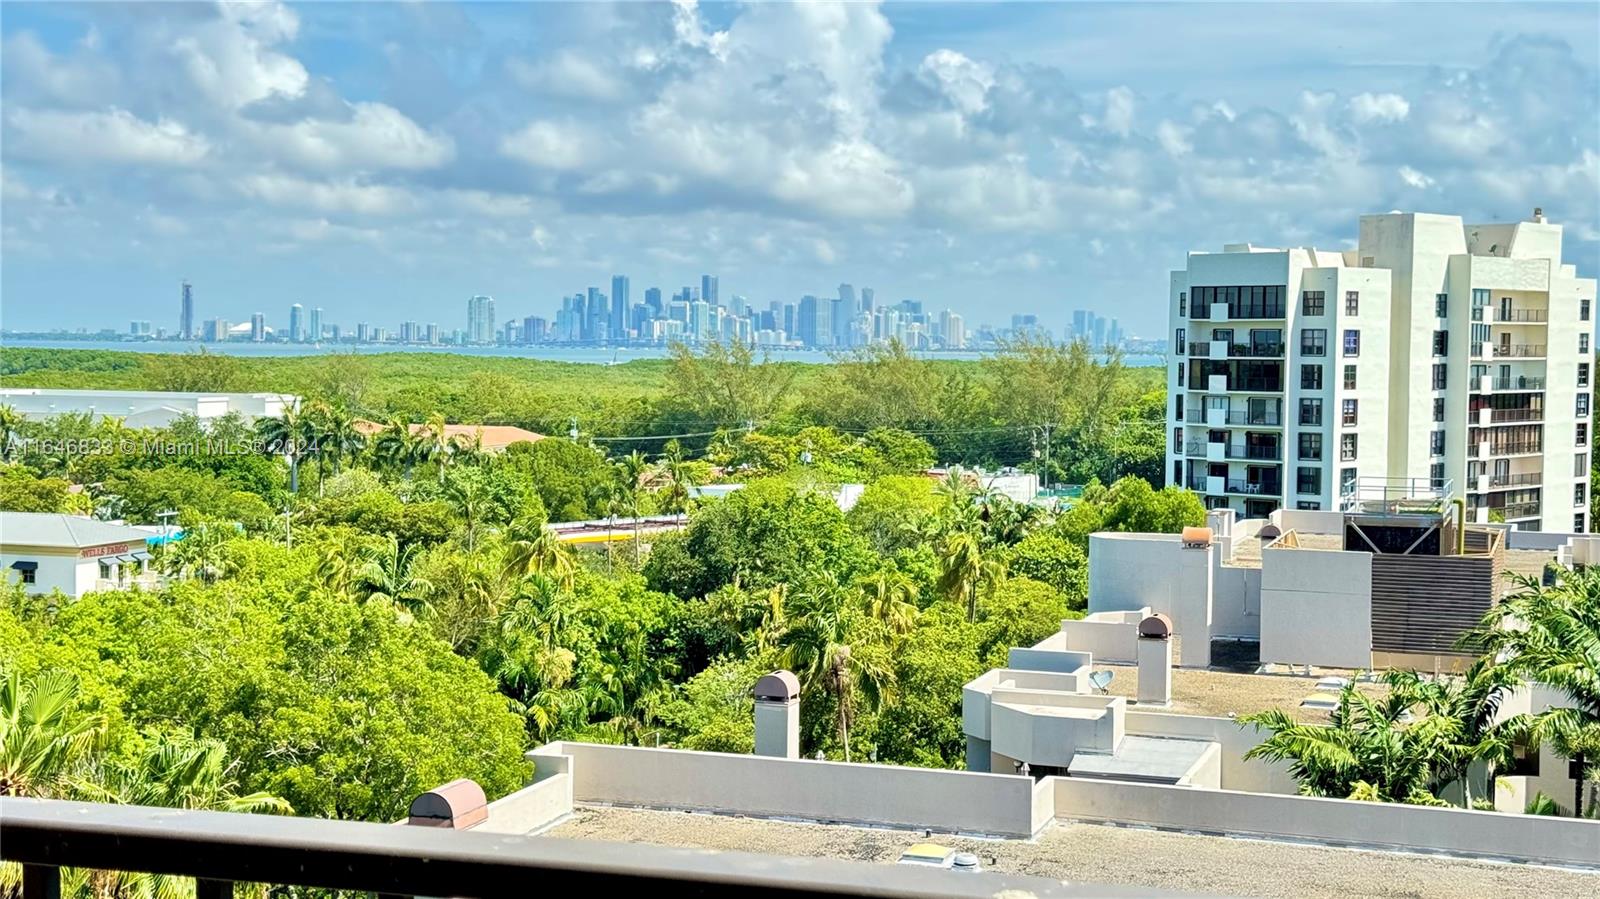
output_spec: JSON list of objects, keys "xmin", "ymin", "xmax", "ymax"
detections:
[{"xmin": 2, "ymin": 2, "xmax": 1595, "ymax": 336}]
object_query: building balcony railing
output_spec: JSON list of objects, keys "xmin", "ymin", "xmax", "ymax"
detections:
[
  {"xmin": 1492, "ymin": 344, "xmax": 1546, "ymax": 358},
  {"xmin": 1501, "ymin": 502, "xmax": 1542, "ymax": 520},
  {"xmin": 1224, "ymin": 478, "xmax": 1280, "ymax": 496},
  {"xmin": 1487, "ymin": 408, "xmax": 1544, "ymax": 424},
  {"xmin": 1483, "ymin": 442, "xmax": 1543, "ymax": 457},
  {"xmin": 1183, "ymin": 408, "xmax": 1283, "ymax": 426},
  {"xmin": 1494, "ymin": 308, "xmax": 1548, "ymax": 323},
  {"xmin": 1486, "ymin": 472, "xmax": 1542, "ymax": 488},
  {"xmin": 1187, "ymin": 342, "xmax": 1285, "ymax": 359},
  {"xmin": 1489, "ymin": 376, "xmax": 1547, "ymax": 391},
  {"xmin": 0, "ymin": 798, "xmax": 1072, "ymax": 899},
  {"xmin": 1187, "ymin": 442, "xmax": 1282, "ymax": 460}
]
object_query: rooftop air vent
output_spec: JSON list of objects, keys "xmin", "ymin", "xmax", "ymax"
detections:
[{"xmin": 753, "ymin": 670, "xmax": 800, "ymax": 702}]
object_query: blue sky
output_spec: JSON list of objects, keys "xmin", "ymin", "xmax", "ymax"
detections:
[{"xmin": 3, "ymin": 1, "xmax": 1597, "ymax": 337}]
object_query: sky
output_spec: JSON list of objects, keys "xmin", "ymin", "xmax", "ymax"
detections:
[{"xmin": 2, "ymin": 1, "xmax": 1597, "ymax": 338}]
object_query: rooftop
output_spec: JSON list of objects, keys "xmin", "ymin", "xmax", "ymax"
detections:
[
  {"xmin": 548, "ymin": 805, "xmax": 1597, "ymax": 899},
  {"xmin": 1093, "ymin": 661, "xmax": 1387, "ymax": 721},
  {"xmin": 0, "ymin": 512, "xmax": 156, "ymax": 549},
  {"xmin": 1226, "ymin": 531, "xmax": 1344, "ymax": 568},
  {"xmin": 1065, "ymin": 735, "xmax": 1213, "ymax": 783},
  {"xmin": 352, "ymin": 420, "xmax": 544, "ymax": 450}
]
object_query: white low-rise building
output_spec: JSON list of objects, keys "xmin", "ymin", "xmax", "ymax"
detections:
[
  {"xmin": 0, "ymin": 388, "xmax": 296, "ymax": 428},
  {"xmin": 1, "ymin": 512, "xmax": 160, "ymax": 597}
]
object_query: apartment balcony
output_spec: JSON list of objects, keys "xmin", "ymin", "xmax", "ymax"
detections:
[
  {"xmin": 1475, "ymin": 375, "xmax": 1547, "ymax": 393},
  {"xmin": 1502, "ymin": 502, "xmax": 1542, "ymax": 520},
  {"xmin": 1184, "ymin": 440, "xmax": 1281, "ymax": 461},
  {"xmin": 1493, "ymin": 308, "xmax": 1548, "ymax": 323},
  {"xmin": 1485, "ymin": 472, "xmax": 1542, "ymax": 489},
  {"xmin": 1184, "ymin": 408, "xmax": 1283, "ymax": 428},
  {"xmin": 0, "ymin": 798, "xmax": 1069, "ymax": 899},
  {"xmin": 1187, "ymin": 342, "xmax": 1285, "ymax": 360},
  {"xmin": 1477, "ymin": 441, "xmax": 1543, "ymax": 458},
  {"xmin": 1223, "ymin": 477, "xmax": 1281, "ymax": 497},
  {"xmin": 1492, "ymin": 344, "xmax": 1546, "ymax": 359},
  {"xmin": 1476, "ymin": 408, "xmax": 1544, "ymax": 425}
]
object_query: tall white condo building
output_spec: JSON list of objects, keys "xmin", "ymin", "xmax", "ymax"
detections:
[{"xmin": 1167, "ymin": 209, "xmax": 1595, "ymax": 533}]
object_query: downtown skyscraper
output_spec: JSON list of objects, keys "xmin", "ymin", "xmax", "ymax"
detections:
[
  {"xmin": 466, "ymin": 295, "xmax": 496, "ymax": 344},
  {"xmin": 179, "ymin": 280, "xmax": 195, "ymax": 340}
]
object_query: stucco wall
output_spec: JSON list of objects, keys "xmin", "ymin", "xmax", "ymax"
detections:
[
  {"xmin": 544, "ymin": 741, "xmax": 1043, "ymax": 838},
  {"xmin": 0, "ymin": 550, "xmax": 91, "ymax": 598},
  {"xmin": 1210, "ymin": 564, "xmax": 1259, "ymax": 638},
  {"xmin": 1058, "ymin": 613, "xmax": 1143, "ymax": 662},
  {"xmin": 1123, "ymin": 710, "xmax": 1297, "ymax": 794},
  {"xmin": 1258, "ymin": 545, "xmax": 1372, "ymax": 669},
  {"xmin": 1052, "ymin": 776, "xmax": 1600, "ymax": 868},
  {"xmin": 1088, "ymin": 534, "xmax": 1214, "ymax": 666}
]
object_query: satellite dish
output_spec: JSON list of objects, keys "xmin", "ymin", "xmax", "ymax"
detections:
[{"xmin": 1088, "ymin": 670, "xmax": 1114, "ymax": 694}]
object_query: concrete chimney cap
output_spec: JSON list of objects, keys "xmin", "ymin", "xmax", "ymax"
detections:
[
  {"xmin": 1138, "ymin": 613, "xmax": 1174, "ymax": 639},
  {"xmin": 407, "ymin": 778, "xmax": 488, "ymax": 829},
  {"xmin": 754, "ymin": 670, "xmax": 800, "ymax": 701},
  {"xmin": 1181, "ymin": 526, "xmax": 1213, "ymax": 547}
]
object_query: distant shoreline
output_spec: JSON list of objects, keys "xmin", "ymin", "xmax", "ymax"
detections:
[{"xmin": 0, "ymin": 337, "xmax": 1167, "ymax": 367}]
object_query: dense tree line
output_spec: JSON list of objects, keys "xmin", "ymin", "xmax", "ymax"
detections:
[
  {"xmin": 0, "ymin": 338, "xmax": 1165, "ymax": 483},
  {"xmin": 0, "ymin": 361, "xmax": 1203, "ymax": 839}
]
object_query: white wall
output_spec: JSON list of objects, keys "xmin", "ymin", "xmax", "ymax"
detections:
[
  {"xmin": 542, "ymin": 741, "xmax": 1044, "ymax": 838},
  {"xmin": 0, "ymin": 550, "xmax": 94, "ymax": 598},
  {"xmin": 1089, "ymin": 534, "xmax": 1214, "ymax": 665},
  {"xmin": 1123, "ymin": 710, "xmax": 1298, "ymax": 794},
  {"xmin": 1058, "ymin": 611, "xmax": 1144, "ymax": 662},
  {"xmin": 1258, "ymin": 544, "xmax": 1372, "ymax": 669},
  {"xmin": 990, "ymin": 692, "xmax": 1122, "ymax": 766},
  {"xmin": 1052, "ymin": 776, "xmax": 1600, "ymax": 868},
  {"xmin": 1209, "ymin": 564, "xmax": 1259, "ymax": 638}
]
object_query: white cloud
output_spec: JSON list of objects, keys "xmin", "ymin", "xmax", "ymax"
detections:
[
  {"xmin": 254, "ymin": 102, "xmax": 454, "ymax": 172},
  {"xmin": 1349, "ymin": 92, "xmax": 1410, "ymax": 123},
  {"xmin": 501, "ymin": 119, "xmax": 608, "ymax": 171},
  {"xmin": 239, "ymin": 174, "xmax": 414, "ymax": 216},
  {"xmin": 1398, "ymin": 165, "xmax": 1434, "ymax": 189},
  {"xmin": 1101, "ymin": 87, "xmax": 1136, "ymax": 137},
  {"xmin": 1156, "ymin": 120, "xmax": 1193, "ymax": 157},
  {"xmin": 509, "ymin": 50, "xmax": 629, "ymax": 102},
  {"xmin": 171, "ymin": 2, "xmax": 309, "ymax": 109},
  {"xmin": 919, "ymin": 49, "xmax": 994, "ymax": 115},
  {"xmin": 7, "ymin": 107, "xmax": 209, "ymax": 166}
]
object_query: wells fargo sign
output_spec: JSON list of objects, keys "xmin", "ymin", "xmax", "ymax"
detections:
[{"xmin": 80, "ymin": 542, "xmax": 143, "ymax": 559}]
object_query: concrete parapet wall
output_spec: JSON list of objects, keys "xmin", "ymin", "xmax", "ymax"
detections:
[
  {"xmin": 542, "ymin": 741, "xmax": 1043, "ymax": 838},
  {"xmin": 1051, "ymin": 776, "xmax": 1600, "ymax": 868}
]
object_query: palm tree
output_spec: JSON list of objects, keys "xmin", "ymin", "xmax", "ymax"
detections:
[
  {"xmin": 657, "ymin": 440, "xmax": 699, "ymax": 514},
  {"xmin": 446, "ymin": 472, "xmax": 492, "ymax": 551},
  {"xmin": 501, "ymin": 517, "xmax": 576, "ymax": 591},
  {"xmin": 353, "ymin": 536, "xmax": 434, "ymax": 618},
  {"xmin": 481, "ymin": 577, "xmax": 580, "ymax": 740},
  {"xmin": 1242, "ymin": 677, "xmax": 1457, "ymax": 805},
  {"xmin": 417, "ymin": 413, "xmax": 455, "ymax": 484},
  {"xmin": 1381, "ymin": 664, "xmax": 1517, "ymax": 806},
  {"xmin": 255, "ymin": 404, "xmax": 308, "ymax": 493},
  {"xmin": 936, "ymin": 529, "xmax": 1005, "ymax": 622},
  {"xmin": 1469, "ymin": 570, "xmax": 1600, "ymax": 815},
  {"xmin": 618, "ymin": 451, "xmax": 651, "ymax": 563},
  {"xmin": 777, "ymin": 575, "xmax": 894, "ymax": 761},
  {"xmin": 859, "ymin": 568, "xmax": 918, "ymax": 638},
  {"xmin": 315, "ymin": 531, "xmax": 373, "ymax": 597},
  {"xmin": 318, "ymin": 404, "xmax": 367, "ymax": 477},
  {"xmin": 158, "ymin": 523, "xmax": 233, "ymax": 585},
  {"xmin": 374, "ymin": 416, "xmax": 420, "ymax": 477},
  {"xmin": 0, "ymin": 671, "xmax": 105, "ymax": 798},
  {"xmin": 68, "ymin": 734, "xmax": 289, "ymax": 899}
]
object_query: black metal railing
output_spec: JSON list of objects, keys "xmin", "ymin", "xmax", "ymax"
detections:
[
  {"xmin": 1501, "ymin": 502, "xmax": 1541, "ymax": 520},
  {"xmin": 1492, "ymin": 344, "xmax": 1546, "ymax": 358},
  {"xmin": 1494, "ymin": 308, "xmax": 1547, "ymax": 323},
  {"xmin": 1487, "ymin": 472, "xmax": 1542, "ymax": 488},
  {"xmin": 1487, "ymin": 441, "xmax": 1543, "ymax": 456},
  {"xmin": 1486, "ymin": 408, "xmax": 1543, "ymax": 423},
  {"xmin": 1224, "ymin": 478, "xmax": 1280, "ymax": 496},
  {"xmin": 0, "ymin": 798, "xmax": 1090, "ymax": 899},
  {"xmin": 1228, "ymin": 410, "xmax": 1282, "ymax": 426},
  {"xmin": 1490, "ymin": 376, "xmax": 1547, "ymax": 391}
]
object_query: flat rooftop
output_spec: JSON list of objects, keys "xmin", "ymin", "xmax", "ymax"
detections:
[
  {"xmin": 547, "ymin": 805, "xmax": 1596, "ymax": 899},
  {"xmin": 1094, "ymin": 662, "xmax": 1387, "ymax": 721},
  {"xmin": 1067, "ymin": 735, "xmax": 1212, "ymax": 783},
  {"xmin": 1226, "ymin": 532, "xmax": 1344, "ymax": 568}
]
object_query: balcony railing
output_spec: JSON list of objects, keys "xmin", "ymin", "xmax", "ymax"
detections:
[
  {"xmin": 1182, "ymin": 409, "xmax": 1283, "ymax": 426},
  {"xmin": 1490, "ymin": 376, "xmax": 1547, "ymax": 391},
  {"xmin": 1487, "ymin": 408, "xmax": 1544, "ymax": 424},
  {"xmin": 1494, "ymin": 308, "xmax": 1548, "ymax": 323},
  {"xmin": 1487, "ymin": 442, "xmax": 1543, "ymax": 456},
  {"xmin": 0, "ymin": 798, "xmax": 1078, "ymax": 899},
  {"xmin": 1492, "ymin": 344, "xmax": 1546, "ymax": 358},
  {"xmin": 1487, "ymin": 472, "xmax": 1542, "ymax": 488},
  {"xmin": 1224, "ymin": 478, "xmax": 1280, "ymax": 496},
  {"xmin": 1188, "ymin": 342, "xmax": 1285, "ymax": 359},
  {"xmin": 1501, "ymin": 502, "xmax": 1542, "ymax": 520}
]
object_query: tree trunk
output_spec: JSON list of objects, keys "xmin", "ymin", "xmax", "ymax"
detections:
[{"xmin": 288, "ymin": 455, "xmax": 299, "ymax": 493}]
